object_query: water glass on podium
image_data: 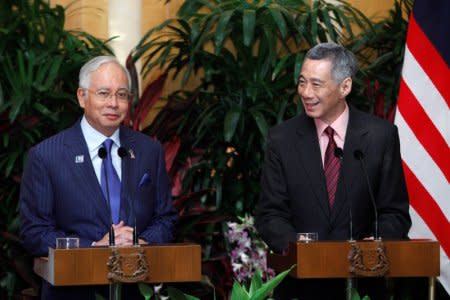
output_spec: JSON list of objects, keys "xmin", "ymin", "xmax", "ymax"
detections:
[{"xmin": 56, "ymin": 237, "xmax": 79, "ymax": 249}]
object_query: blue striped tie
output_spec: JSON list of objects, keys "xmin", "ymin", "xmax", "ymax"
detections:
[{"xmin": 101, "ymin": 139, "xmax": 121, "ymax": 224}]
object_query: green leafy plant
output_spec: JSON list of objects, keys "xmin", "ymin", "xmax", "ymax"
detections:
[
  {"xmin": 0, "ymin": 1, "xmax": 113, "ymax": 298},
  {"xmin": 229, "ymin": 266, "xmax": 294, "ymax": 300},
  {"xmin": 136, "ymin": 265, "xmax": 294, "ymax": 300},
  {"xmin": 350, "ymin": 288, "xmax": 370, "ymax": 300}
]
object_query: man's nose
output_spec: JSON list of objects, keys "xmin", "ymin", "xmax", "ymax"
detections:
[{"xmin": 105, "ymin": 94, "xmax": 119, "ymax": 106}]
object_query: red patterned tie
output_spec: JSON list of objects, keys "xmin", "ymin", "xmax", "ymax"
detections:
[{"xmin": 324, "ymin": 127, "xmax": 340, "ymax": 209}]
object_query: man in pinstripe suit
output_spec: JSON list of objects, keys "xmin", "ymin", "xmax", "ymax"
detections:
[{"xmin": 19, "ymin": 56, "xmax": 177, "ymax": 299}]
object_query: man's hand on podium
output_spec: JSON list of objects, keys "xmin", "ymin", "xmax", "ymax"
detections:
[{"xmin": 92, "ymin": 221, "xmax": 147, "ymax": 246}]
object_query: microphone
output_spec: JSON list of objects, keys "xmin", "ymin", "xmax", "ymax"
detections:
[
  {"xmin": 98, "ymin": 147, "xmax": 107, "ymax": 159},
  {"xmin": 117, "ymin": 147, "xmax": 128, "ymax": 158},
  {"xmin": 118, "ymin": 147, "xmax": 138, "ymax": 246},
  {"xmin": 98, "ymin": 147, "xmax": 115, "ymax": 246},
  {"xmin": 334, "ymin": 147, "xmax": 344, "ymax": 159},
  {"xmin": 353, "ymin": 150, "xmax": 379, "ymax": 240}
]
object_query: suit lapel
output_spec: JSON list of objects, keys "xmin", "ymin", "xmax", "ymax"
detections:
[
  {"xmin": 119, "ymin": 127, "xmax": 138, "ymax": 224},
  {"xmin": 63, "ymin": 123, "xmax": 111, "ymax": 228},
  {"xmin": 343, "ymin": 108, "xmax": 370, "ymax": 190},
  {"xmin": 295, "ymin": 116, "xmax": 331, "ymax": 220}
]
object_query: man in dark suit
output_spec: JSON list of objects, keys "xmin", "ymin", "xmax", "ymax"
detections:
[
  {"xmin": 20, "ymin": 56, "xmax": 177, "ymax": 299},
  {"xmin": 256, "ymin": 43, "xmax": 411, "ymax": 299}
]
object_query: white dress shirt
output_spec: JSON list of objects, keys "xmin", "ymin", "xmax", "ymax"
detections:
[{"xmin": 80, "ymin": 116, "xmax": 122, "ymax": 183}]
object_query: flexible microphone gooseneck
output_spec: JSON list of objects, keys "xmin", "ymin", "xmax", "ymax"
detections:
[
  {"xmin": 117, "ymin": 147, "xmax": 138, "ymax": 246},
  {"xmin": 334, "ymin": 147, "xmax": 354, "ymax": 241},
  {"xmin": 353, "ymin": 150, "xmax": 379, "ymax": 240},
  {"xmin": 98, "ymin": 147, "xmax": 115, "ymax": 246}
]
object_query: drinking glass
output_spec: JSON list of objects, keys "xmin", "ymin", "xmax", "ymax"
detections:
[
  {"xmin": 296, "ymin": 232, "xmax": 318, "ymax": 243},
  {"xmin": 56, "ymin": 237, "xmax": 79, "ymax": 249}
]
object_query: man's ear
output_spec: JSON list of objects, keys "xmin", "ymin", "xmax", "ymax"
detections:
[
  {"xmin": 340, "ymin": 77, "xmax": 352, "ymax": 98},
  {"xmin": 77, "ymin": 88, "xmax": 86, "ymax": 108}
]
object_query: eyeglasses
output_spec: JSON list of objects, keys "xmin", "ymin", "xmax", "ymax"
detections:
[{"xmin": 85, "ymin": 88, "xmax": 132, "ymax": 103}]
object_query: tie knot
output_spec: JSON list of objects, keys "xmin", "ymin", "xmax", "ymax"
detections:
[
  {"xmin": 103, "ymin": 139, "xmax": 114, "ymax": 152},
  {"xmin": 324, "ymin": 126, "xmax": 335, "ymax": 138}
]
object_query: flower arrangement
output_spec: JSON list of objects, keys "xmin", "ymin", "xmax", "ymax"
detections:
[{"xmin": 225, "ymin": 215, "xmax": 275, "ymax": 283}]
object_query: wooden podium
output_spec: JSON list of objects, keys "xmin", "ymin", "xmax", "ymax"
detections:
[
  {"xmin": 34, "ymin": 243, "xmax": 201, "ymax": 286},
  {"xmin": 268, "ymin": 240, "xmax": 440, "ymax": 299}
]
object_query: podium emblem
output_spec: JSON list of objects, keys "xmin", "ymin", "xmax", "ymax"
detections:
[
  {"xmin": 107, "ymin": 247, "xmax": 149, "ymax": 283},
  {"xmin": 348, "ymin": 241, "xmax": 389, "ymax": 277}
]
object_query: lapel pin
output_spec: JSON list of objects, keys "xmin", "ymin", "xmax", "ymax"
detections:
[
  {"xmin": 129, "ymin": 149, "xmax": 135, "ymax": 159},
  {"xmin": 75, "ymin": 155, "xmax": 84, "ymax": 163}
]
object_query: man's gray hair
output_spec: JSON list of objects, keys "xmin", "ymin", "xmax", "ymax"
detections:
[
  {"xmin": 305, "ymin": 42, "xmax": 358, "ymax": 83},
  {"xmin": 79, "ymin": 56, "xmax": 132, "ymax": 90}
]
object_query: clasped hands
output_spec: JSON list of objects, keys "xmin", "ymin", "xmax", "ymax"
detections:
[{"xmin": 93, "ymin": 221, "xmax": 147, "ymax": 246}]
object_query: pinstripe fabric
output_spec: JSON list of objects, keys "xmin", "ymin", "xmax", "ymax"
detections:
[{"xmin": 19, "ymin": 121, "xmax": 177, "ymax": 258}]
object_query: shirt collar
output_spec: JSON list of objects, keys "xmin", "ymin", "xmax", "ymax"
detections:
[
  {"xmin": 80, "ymin": 116, "xmax": 121, "ymax": 153},
  {"xmin": 314, "ymin": 103, "xmax": 349, "ymax": 142}
]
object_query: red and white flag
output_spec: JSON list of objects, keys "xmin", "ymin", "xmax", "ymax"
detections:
[{"xmin": 394, "ymin": 0, "xmax": 450, "ymax": 293}]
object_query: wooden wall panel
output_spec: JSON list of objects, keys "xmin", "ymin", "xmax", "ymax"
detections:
[
  {"xmin": 350, "ymin": 0, "xmax": 395, "ymax": 20},
  {"xmin": 53, "ymin": 0, "xmax": 108, "ymax": 40}
]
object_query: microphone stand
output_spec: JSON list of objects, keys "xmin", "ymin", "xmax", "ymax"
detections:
[
  {"xmin": 354, "ymin": 150, "xmax": 379, "ymax": 240},
  {"xmin": 334, "ymin": 148, "xmax": 355, "ymax": 300},
  {"xmin": 346, "ymin": 150, "xmax": 388, "ymax": 299},
  {"xmin": 334, "ymin": 148, "xmax": 354, "ymax": 242},
  {"xmin": 117, "ymin": 147, "xmax": 138, "ymax": 246},
  {"xmin": 99, "ymin": 147, "xmax": 121, "ymax": 300}
]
